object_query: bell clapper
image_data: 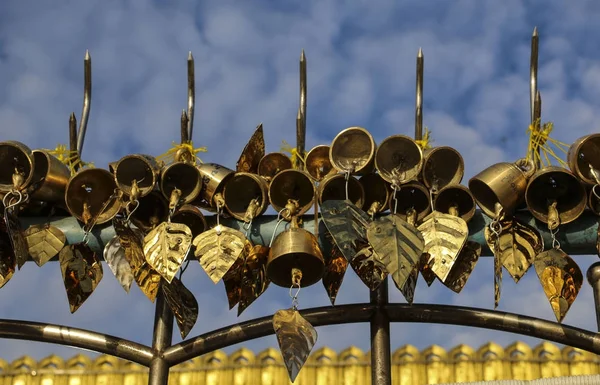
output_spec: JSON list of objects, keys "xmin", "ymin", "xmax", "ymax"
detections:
[
  {"xmin": 242, "ymin": 198, "xmax": 259, "ymax": 237},
  {"xmin": 406, "ymin": 208, "xmax": 417, "ymax": 227},
  {"xmin": 168, "ymin": 188, "xmax": 183, "ymax": 222},
  {"xmin": 368, "ymin": 201, "xmax": 381, "ymax": 220},
  {"xmin": 448, "ymin": 204, "xmax": 460, "ymax": 217},
  {"xmin": 547, "ymin": 201, "xmax": 561, "ymax": 249}
]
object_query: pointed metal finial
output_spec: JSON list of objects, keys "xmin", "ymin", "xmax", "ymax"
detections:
[
  {"xmin": 181, "ymin": 109, "xmax": 189, "ymax": 144},
  {"xmin": 415, "ymin": 48, "xmax": 424, "ymax": 141},
  {"xmin": 76, "ymin": 50, "xmax": 92, "ymax": 156},
  {"xmin": 530, "ymin": 27, "xmax": 539, "ymax": 125},
  {"xmin": 296, "ymin": 49, "xmax": 307, "ymax": 169},
  {"xmin": 186, "ymin": 51, "xmax": 195, "ymax": 143},
  {"xmin": 532, "ymin": 90, "xmax": 542, "ymax": 168}
]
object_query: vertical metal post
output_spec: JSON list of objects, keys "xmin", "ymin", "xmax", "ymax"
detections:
[
  {"xmin": 370, "ymin": 282, "xmax": 392, "ymax": 385},
  {"xmin": 148, "ymin": 289, "xmax": 174, "ymax": 385},
  {"xmin": 587, "ymin": 262, "xmax": 600, "ymax": 331}
]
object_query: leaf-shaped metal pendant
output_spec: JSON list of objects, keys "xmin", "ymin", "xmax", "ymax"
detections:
[
  {"xmin": 321, "ymin": 200, "xmax": 371, "ymax": 263},
  {"xmin": 104, "ymin": 236, "xmax": 133, "ymax": 292},
  {"xmin": 349, "ymin": 239, "xmax": 388, "ymax": 291},
  {"xmin": 59, "ymin": 243, "xmax": 103, "ymax": 313},
  {"xmin": 5, "ymin": 210, "xmax": 28, "ymax": 269},
  {"xmin": 419, "ymin": 253, "xmax": 436, "ymax": 286},
  {"xmin": 398, "ymin": 266, "xmax": 418, "ymax": 304},
  {"xmin": 23, "ymin": 224, "xmax": 66, "ymax": 267},
  {"xmin": 484, "ymin": 218, "xmax": 544, "ymax": 283},
  {"xmin": 236, "ymin": 123, "xmax": 265, "ymax": 173},
  {"xmin": 239, "ymin": 244, "xmax": 270, "ymax": 315},
  {"xmin": 0, "ymin": 222, "xmax": 15, "ymax": 289},
  {"xmin": 534, "ymin": 248, "xmax": 583, "ymax": 323},
  {"xmin": 443, "ymin": 241, "xmax": 481, "ymax": 294},
  {"xmin": 223, "ymin": 257, "xmax": 244, "ymax": 309},
  {"xmin": 273, "ymin": 308, "xmax": 317, "ymax": 383},
  {"xmin": 193, "ymin": 225, "xmax": 246, "ymax": 284},
  {"xmin": 162, "ymin": 277, "xmax": 199, "ymax": 339},
  {"xmin": 322, "ymin": 230, "xmax": 348, "ymax": 305},
  {"xmin": 417, "ymin": 211, "xmax": 468, "ymax": 283},
  {"xmin": 113, "ymin": 218, "xmax": 160, "ymax": 301},
  {"xmin": 494, "ymin": 251, "xmax": 502, "ymax": 308},
  {"xmin": 367, "ymin": 215, "xmax": 424, "ymax": 292},
  {"xmin": 143, "ymin": 222, "xmax": 192, "ymax": 284}
]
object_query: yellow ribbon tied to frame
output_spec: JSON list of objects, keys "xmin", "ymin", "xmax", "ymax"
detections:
[
  {"xmin": 156, "ymin": 141, "xmax": 208, "ymax": 165},
  {"xmin": 415, "ymin": 127, "xmax": 432, "ymax": 150},
  {"xmin": 47, "ymin": 144, "xmax": 94, "ymax": 175},
  {"xmin": 280, "ymin": 140, "xmax": 306, "ymax": 167},
  {"xmin": 525, "ymin": 119, "xmax": 569, "ymax": 168}
]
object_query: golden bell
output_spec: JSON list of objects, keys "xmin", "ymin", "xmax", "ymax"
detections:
[
  {"xmin": 0, "ymin": 141, "xmax": 35, "ymax": 192},
  {"xmin": 375, "ymin": 135, "xmax": 423, "ymax": 186},
  {"xmin": 129, "ymin": 191, "xmax": 169, "ymax": 232},
  {"xmin": 317, "ymin": 173, "xmax": 364, "ymax": 209},
  {"xmin": 305, "ymin": 145, "xmax": 336, "ymax": 181},
  {"xmin": 267, "ymin": 219, "xmax": 325, "ymax": 288},
  {"xmin": 160, "ymin": 162, "xmax": 202, "ymax": 204},
  {"xmin": 567, "ymin": 133, "xmax": 600, "ymax": 185},
  {"xmin": 258, "ymin": 153, "xmax": 292, "ymax": 180},
  {"xmin": 434, "ymin": 184, "xmax": 476, "ymax": 223},
  {"xmin": 468, "ymin": 159, "xmax": 535, "ymax": 218},
  {"xmin": 29, "ymin": 150, "xmax": 70, "ymax": 202},
  {"xmin": 421, "ymin": 146, "xmax": 464, "ymax": 191},
  {"xmin": 525, "ymin": 166, "xmax": 586, "ymax": 225},
  {"xmin": 196, "ymin": 163, "xmax": 234, "ymax": 207},
  {"xmin": 171, "ymin": 204, "xmax": 207, "ymax": 237},
  {"xmin": 269, "ymin": 169, "xmax": 315, "ymax": 216},
  {"xmin": 387, "ymin": 181, "xmax": 431, "ymax": 222},
  {"xmin": 330, "ymin": 127, "xmax": 376, "ymax": 175},
  {"xmin": 223, "ymin": 172, "xmax": 269, "ymax": 221},
  {"xmin": 359, "ymin": 173, "xmax": 390, "ymax": 215},
  {"xmin": 113, "ymin": 154, "xmax": 160, "ymax": 198},
  {"xmin": 65, "ymin": 168, "xmax": 121, "ymax": 225}
]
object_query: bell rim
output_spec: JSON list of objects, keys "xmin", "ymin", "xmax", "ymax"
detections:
[
  {"xmin": 329, "ymin": 126, "xmax": 376, "ymax": 174},
  {"xmin": 223, "ymin": 171, "xmax": 269, "ymax": 221},
  {"xmin": 374, "ymin": 134, "xmax": 423, "ymax": 185},
  {"xmin": 159, "ymin": 162, "xmax": 202, "ymax": 204},
  {"xmin": 318, "ymin": 173, "xmax": 365, "ymax": 209},
  {"xmin": 65, "ymin": 167, "xmax": 121, "ymax": 225},
  {"xmin": 422, "ymin": 145, "xmax": 465, "ymax": 190},
  {"xmin": 114, "ymin": 153, "xmax": 159, "ymax": 198},
  {"xmin": 268, "ymin": 169, "xmax": 315, "ymax": 217},
  {"xmin": 386, "ymin": 181, "xmax": 431, "ymax": 221},
  {"xmin": 0, "ymin": 141, "xmax": 35, "ymax": 193}
]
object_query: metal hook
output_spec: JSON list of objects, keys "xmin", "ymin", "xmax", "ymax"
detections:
[
  {"xmin": 269, "ymin": 208, "xmax": 289, "ymax": 247},
  {"xmin": 550, "ymin": 226, "xmax": 561, "ymax": 249},
  {"xmin": 76, "ymin": 50, "xmax": 92, "ymax": 157},
  {"xmin": 125, "ymin": 200, "xmax": 140, "ymax": 223},
  {"xmin": 2, "ymin": 190, "xmax": 23, "ymax": 210},
  {"xmin": 344, "ymin": 171, "xmax": 350, "ymax": 201},
  {"xmin": 392, "ymin": 185, "xmax": 400, "ymax": 215},
  {"xmin": 187, "ymin": 52, "xmax": 195, "ymax": 142}
]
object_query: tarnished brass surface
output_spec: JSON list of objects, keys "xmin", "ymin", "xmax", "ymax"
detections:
[
  {"xmin": 59, "ymin": 243, "xmax": 103, "ymax": 313},
  {"xmin": 223, "ymin": 172, "xmax": 269, "ymax": 221},
  {"xmin": 24, "ymin": 224, "xmax": 66, "ymax": 267},
  {"xmin": 236, "ymin": 124, "xmax": 265, "ymax": 174},
  {"xmin": 162, "ymin": 277, "xmax": 198, "ymax": 339},
  {"xmin": 568, "ymin": 133, "xmax": 600, "ymax": 185},
  {"xmin": 4, "ymin": 342, "xmax": 596, "ymax": 385},
  {"xmin": 525, "ymin": 166, "xmax": 586, "ymax": 225},
  {"xmin": 65, "ymin": 168, "xmax": 121, "ymax": 225},
  {"xmin": 305, "ymin": 145, "xmax": 335, "ymax": 181},
  {"xmin": 160, "ymin": 162, "xmax": 202, "ymax": 204},
  {"xmin": 258, "ymin": 153, "xmax": 292, "ymax": 179},
  {"xmin": 330, "ymin": 127, "xmax": 375, "ymax": 174},
  {"xmin": 143, "ymin": 222, "xmax": 192, "ymax": 284},
  {"xmin": 0, "ymin": 141, "xmax": 34, "ymax": 193},
  {"xmin": 268, "ymin": 169, "xmax": 315, "ymax": 216},
  {"xmin": 387, "ymin": 181, "xmax": 431, "ymax": 222},
  {"xmin": 113, "ymin": 154, "xmax": 159, "ymax": 198},
  {"xmin": 29, "ymin": 150, "xmax": 70, "ymax": 202},
  {"xmin": 434, "ymin": 184, "xmax": 476, "ymax": 223},
  {"xmin": 422, "ymin": 146, "xmax": 464, "ymax": 191},
  {"xmin": 196, "ymin": 163, "xmax": 234, "ymax": 207},
  {"xmin": 318, "ymin": 173, "xmax": 364, "ymax": 209},
  {"xmin": 375, "ymin": 135, "xmax": 422, "ymax": 186},
  {"xmin": 469, "ymin": 160, "xmax": 535, "ymax": 218},
  {"xmin": 193, "ymin": 225, "xmax": 246, "ymax": 284},
  {"xmin": 273, "ymin": 309, "xmax": 317, "ymax": 383}
]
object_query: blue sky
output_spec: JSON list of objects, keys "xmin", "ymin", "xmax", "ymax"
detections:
[{"xmin": 1, "ymin": 0, "xmax": 600, "ymax": 363}]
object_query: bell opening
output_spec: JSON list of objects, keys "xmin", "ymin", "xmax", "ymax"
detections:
[
  {"xmin": 423, "ymin": 148, "xmax": 463, "ymax": 189},
  {"xmin": 30, "ymin": 151, "xmax": 49, "ymax": 188},
  {"xmin": 527, "ymin": 172, "xmax": 586, "ymax": 223},
  {"xmin": 269, "ymin": 170, "xmax": 314, "ymax": 214},
  {"xmin": 468, "ymin": 179, "xmax": 500, "ymax": 217},
  {"xmin": 224, "ymin": 174, "xmax": 266, "ymax": 219},
  {"xmin": 116, "ymin": 157, "xmax": 156, "ymax": 195},
  {"xmin": 66, "ymin": 169, "xmax": 120, "ymax": 224},
  {"xmin": 320, "ymin": 175, "xmax": 364, "ymax": 208},
  {"xmin": 0, "ymin": 144, "xmax": 32, "ymax": 191},
  {"xmin": 172, "ymin": 209, "xmax": 207, "ymax": 237},
  {"xmin": 375, "ymin": 136, "xmax": 421, "ymax": 183},
  {"xmin": 130, "ymin": 192, "xmax": 168, "ymax": 231},
  {"xmin": 306, "ymin": 146, "xmax": 334, "ymax": 180},
  {"xmin": 576, "ymin": 136, "xmax": 600, "ymax": 182},
  {"xmin": 267, "ymin": 252, "xmax": 324, "ymax": 288},
  {"xmin": 360, "ymin": 174, "xmax": 389, "ymax": 213},
  {"xmin": 161, "ymin": 163, "xmax": 201, "ymax": 203},
  {"xmin": 389, "ymin": 184, "xmax": 429, "ymax": 219},
  {"xmin": 330, "ymin": 129, "xmax": 374, "ymax": 173},
  {"xmin": 258, "ymin": 153, "xmax": 292, "ymax": 179},
  {"xmin": 435, "ymin": 187, "xmax": 475, "ymax": 220}
]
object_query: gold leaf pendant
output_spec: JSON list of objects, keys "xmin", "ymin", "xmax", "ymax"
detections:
[
  {"xmin": 443, "ymin": 241, "xmax": 481, "ymax": 294},
  {"xmin": 4, "ymin": 210, "xmax": 28, "ymax": 269},
  {"xmin": 321, "ymin": 200, "xmax": 371, "ymax": 263},
  {"xmin": 494, "ymin": 252, "xmax": 502, "ymax": 308},
  {"xmin": 349, "ymin": 239, "xmax": 388, "ymax": 291},
  {"xmin": 0, "ymin": 220, "xmax": 15, "ymax": 288},
  {"xmin": 417, "ymin": 211, "xmax": 468, "ymax": 282},
  {"xmin": 236, "ymin": 124, "xmax": 265, "ymax": 173},
  {"xmin": 193, "ymin": 225, "xmax": 246, "ymax": 284},
  {"xmin": 238, "ymin": 244, "xmax": 270, "ymax": 315},
  {"xmin": 419, "ymin": 253, "xmax": 437, "ymax": 286},
  {"xmin": 162, "ymin": 277, "xmax": 199, "ymax": 339},
  {"xmin": 24, "ymin": 224, "xmax": 66, "ymax": 267},
  {"xmin": 322, "ymin": 230, "xmax": 348, "ymax": 305},
  {"xmin": 59, "ymin": 243, "xmax": 103, "ymax": 313},
  {"xmin": 534, "ymin": 248, "xmax": 583, "ymax": 323},
  {"xmin": 484, "ymin": 218, "xmax": 543, "ymax": 283},
  {"xmin": 273, "ymin": 309, "xmax": 317, "ymax": 383},
  {"xmin": 367, "ymin": 215, "xmax": 424, "ymax": 301},
  {"xmin": 223, "ymin": 257, "xmax": 244, "ymax": 309},
  {"xmin": 143, "ymin": 222, "xmax": 192, "ymax": 283}
]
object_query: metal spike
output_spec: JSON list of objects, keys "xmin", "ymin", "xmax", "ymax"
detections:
[
  {"xmin": 181, "ymin": 110, "xmax": 189, "ymax": 144},
  {"xmin": 187, "ymin": 52, "xmax": 195, "ymax": 142},
  {"xmin": 297, "ymin": 49, "xmax": 307, "ymax": 169},
  {"xmin": 415, "ymin": 48, "xmax": 424, "ymax": 141},
  {"xmin": 76, "ymin": 50, "xmax": 92, "ymax": 156},
  {"xmin": 69, "ymin": 113, "xmax": 77, "ymax": 155},
  {"xmin": 530, "ymin": 27, "xmax": 539, "ymax": 125}
]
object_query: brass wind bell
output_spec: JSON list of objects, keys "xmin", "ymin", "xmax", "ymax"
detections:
[{"xmin": 2, "ymin": 31, "xmax": 600, "ymax": 383}]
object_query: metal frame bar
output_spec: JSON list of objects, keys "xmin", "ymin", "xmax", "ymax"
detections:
[{"xmin": 3, "ymin": 213, "xmax": 600, "ymax": 385}]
